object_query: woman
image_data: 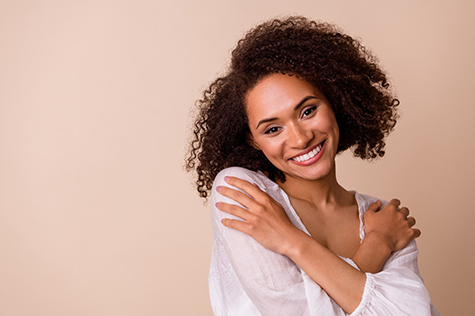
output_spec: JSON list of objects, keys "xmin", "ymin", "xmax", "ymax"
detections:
[{"xmin": 187, "ymin": 16, "xmax": 439, "ymax": 315}]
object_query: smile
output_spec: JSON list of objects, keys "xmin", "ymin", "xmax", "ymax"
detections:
[{"xmin": 291, "ymin": 141, "xmax": 325, "ymax": 162}]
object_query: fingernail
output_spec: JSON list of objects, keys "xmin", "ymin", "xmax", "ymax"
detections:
[
  {"xmin": 224, "ymin": 176, "xmax": 230, "ymax": 182},
  {"xmin": 216, "ymin": 186, "xmax": 222, "ymax": 192},
  {"xmin": 215, "ymin": 202, "xmax": 220, "ymax": 208}
]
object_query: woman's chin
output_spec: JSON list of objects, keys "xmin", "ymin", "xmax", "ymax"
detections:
[{"xmin": 284, "ymin": 163, "xmax": 335, "ymax": 182}]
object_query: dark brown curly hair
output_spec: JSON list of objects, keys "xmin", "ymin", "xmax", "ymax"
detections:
[{"xmin": 186, "ymin": 16, "xmax": 399, "ymax": 199}]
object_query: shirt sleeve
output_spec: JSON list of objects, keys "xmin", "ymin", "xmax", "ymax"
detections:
[{"xmin": 350, "ymin": 240, "xmax": 440, "ymax": 316}]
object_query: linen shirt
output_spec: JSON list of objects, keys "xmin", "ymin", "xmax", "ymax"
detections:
[{"xmin": 209, "ymin": 167, "xmax": 439, "ymax": 316}]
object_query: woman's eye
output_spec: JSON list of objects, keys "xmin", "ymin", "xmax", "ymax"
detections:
[
  {"xmin": 302, "ymin": 106, "xmax": 317, "ymax": 118},
  {"xmin": 264, "ymin": 126, "xmax": 280, "ymax": 134}
]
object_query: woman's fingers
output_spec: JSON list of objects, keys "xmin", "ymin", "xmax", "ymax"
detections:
[
  {"xmin": 215, "ymin": 176, "xmax": 269, "ymax": 211},
  {"xmin": 399, "ymin": 207, "xmax": 410, "ymax": 219},
  {"xmin": 221, "ymin": 217, "xmax": 253, "ymax": 234},
  {"xmin": 385, "ymin": 199, "xmax": 413, "ymax": 225},
  {"xmin": 412, "ymin": 228, "xmax": 422, "ymax": 238},
  {"xmin": 367, "ymin": 200, "xmax": 382, "ymax": 213},
  {"xmin": 216, "ymin": 201, "xmax": 254, "ymax": 221},
  {"xmin": 406, "ymin": 216, "xmax": 416, "ymax": 227},
  {"xmin": 223, "ymin": 176, "xmax": 265, "ymax": 199},
  {"xmin": 216, "ymin": 184, "xmax": 255, "ymax": 208},
  {"xmin": 387, "ymin": 198, "xmax": 401, "ymax": 209},
  {"xmin": 365, "ymin": 198, "xmax": 423, "ymax": 251},
  {"xmin": 215, "ymin": 177, "xmax": 266, "ymax": 219}
]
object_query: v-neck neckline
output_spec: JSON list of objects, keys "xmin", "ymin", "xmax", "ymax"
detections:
[{"xmin": 257, "ymin": 171, "xmax": 369, "ymax": 258}]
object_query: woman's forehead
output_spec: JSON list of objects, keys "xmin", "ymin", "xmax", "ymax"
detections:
[{"xmin": 245, "ymin": 74, "xmax": 324, "ymax": 119}]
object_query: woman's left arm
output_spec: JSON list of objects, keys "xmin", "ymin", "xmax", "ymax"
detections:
[{"xmin": 352, "ymin": 199, "xmax": 421, "ymax": 274}]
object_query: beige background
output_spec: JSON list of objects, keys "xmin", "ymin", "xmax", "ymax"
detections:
[{"xmin": 1, "ymin": 0, "xmax": 473, "ymax": 315}]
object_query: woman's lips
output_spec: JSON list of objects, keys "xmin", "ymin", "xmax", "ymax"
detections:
[{"xmin": 290, "ymin": 140, "xmax": 326, "ymax": 166}]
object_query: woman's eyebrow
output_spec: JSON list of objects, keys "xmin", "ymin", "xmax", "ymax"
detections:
[
  {"xmin": 256, "ymin": 117, "xmax": 278, "ymax": 129},
  {"xmin": 255, "ymin": 96, "xmax": 318, "ymax": 129},
  {"xmin": 294, "ymin": 95, "xmax": 318, "ymax": 110}
]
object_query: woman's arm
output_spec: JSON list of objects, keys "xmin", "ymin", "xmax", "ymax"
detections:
[
  {"xmin": 210, "ymin": 169, "xmax": 345, "ymax": 315},
  {"xmin": 217, "ymin": 178, "xmax": 419, "ymax": 314},
  {"xmin": 211, "ymin": 168, "xmax": 435, "ymax": 315}
]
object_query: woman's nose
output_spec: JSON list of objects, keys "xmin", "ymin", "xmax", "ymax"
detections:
[{"xmin": 287, "ymin": 123, "xmax": 312, "ymax": 148}]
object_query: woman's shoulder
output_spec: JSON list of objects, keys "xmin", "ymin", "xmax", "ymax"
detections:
[
  {"xmin": 213, "ymin": 167, "xmax": 278, "ymax": 192},
  {"xmin": 353, "ymin": 191, "xmax": 389, "ymax": 212},
  {"xmin": 210, "ymin": 167, "xmax": 281, "ymax": 217}
]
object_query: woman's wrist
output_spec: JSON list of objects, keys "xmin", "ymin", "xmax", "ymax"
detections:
[
  {"xmin": 352, "ymin": 232, "xmax": 392, "ymax": 273},
  {"xmin": 283, "ymin": 228, "xmax": 316, "ymax": 259}
]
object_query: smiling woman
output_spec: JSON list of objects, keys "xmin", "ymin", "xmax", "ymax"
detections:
[
  {"xmin": 186, "ymin": 16, "xmax": 439, "ymax": 315},
  {"xmin": 246, "ymin": 74, "xmax": 339, "ymax": 182}
]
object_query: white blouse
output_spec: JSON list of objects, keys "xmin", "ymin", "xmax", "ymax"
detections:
[{"xmin": 209, "ymin": 167, "xmax": 439, "ymax": 316}]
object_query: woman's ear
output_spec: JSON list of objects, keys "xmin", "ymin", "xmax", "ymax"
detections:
[{"xmin": 247, "ymin": 133, "xmax": 260, "ymax": 150}]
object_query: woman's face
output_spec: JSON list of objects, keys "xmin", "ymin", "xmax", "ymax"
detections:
[{"xmin": 246, "ymin": 73, "xmax": 339, "ymax": 182}]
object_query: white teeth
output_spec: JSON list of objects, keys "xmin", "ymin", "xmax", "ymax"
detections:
[{"xmin": 293, "ymin": 143, "xmax": 323, "ymax": 162}]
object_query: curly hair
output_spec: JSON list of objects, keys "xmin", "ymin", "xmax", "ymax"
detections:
[{"xmin": 186, "ymin": 16, "xmax": 399, "ymax": 199}]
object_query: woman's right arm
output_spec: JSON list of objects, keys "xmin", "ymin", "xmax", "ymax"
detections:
[{"xmin": 210, "ymin": 168, "xmax": 347, "ymax": 315}]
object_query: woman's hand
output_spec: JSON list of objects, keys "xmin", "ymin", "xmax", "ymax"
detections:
[
  {"xmin": 348, "ymin": 199, "xmax": 421, "ymax": 274},
  {"xmin": 364, "ymin": 199, "xmax": 421, "ymax": 253},
  {"xmin": 215, "ymin": 176, "xmax": 301, "ymax": 256}
]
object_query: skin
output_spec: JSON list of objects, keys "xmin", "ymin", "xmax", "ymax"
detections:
[{"xmin": 215, "ymin": 73, "xmax": 420, "ymax": 314}]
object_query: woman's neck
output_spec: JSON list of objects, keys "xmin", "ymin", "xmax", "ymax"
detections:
[{"xmin": 277, "ymin": 164, "xmax": 355, "ymax": 210}]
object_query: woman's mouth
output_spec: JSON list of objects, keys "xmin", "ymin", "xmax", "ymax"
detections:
[{"xmin": 290, "ymin": 141, "xmax": 325, "ymax": 164}]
